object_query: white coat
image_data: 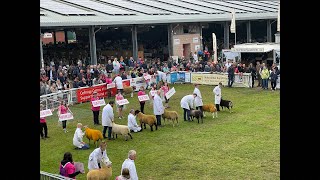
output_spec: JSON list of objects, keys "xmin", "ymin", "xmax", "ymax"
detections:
[
  {"xmin": 128, "ymin": 113, "xmax": 141, "ymax": 132},
  {"xmin": 121, "ymin": 158, "xmax": 138, "ymax": 180},
  {"xmin": 193, "ymin": 87, "xmax": 203, "ymax": 107},
  {"xmin": 102, "ymin": 104, "xmax": 114, "ymax": 127},
  {"xmin": 157, "ymin": 71, "xmax": 166, "ymax": 82},
  {"xmin": 213, "ymin": 85, "xmax": 221, "ymax": 104},
  {"xmin": 73, "ymin": 128, "xmax": 85, "ymax": 148},
  {"xmin": 88, "ymin": 147, "xmax": 111, "ymax": 170},
  {"xmin": 113, "ymin": 76, "xmax": 123, "ymax": 89},
  {"xmin": 153, "ymin": 94, "xmax": 164, "ymax": 115},
  {"xmin": 180, "ymin": 95, "xmax": 195, "ymax": 110}
]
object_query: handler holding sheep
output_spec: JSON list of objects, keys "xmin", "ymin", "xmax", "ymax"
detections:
[
  {"xmin": 213, "ymin": 82, "xmax": 222, "ymax": 111},
  {"xmin": 88, "ymin": 141, "xmax": 112, "ymax": 171},
  {"xmin": 193, "ymin": 84, "xmax": 203, "ymax": 113},
  {"xmin": 180, "ymin": 93, "xmax": 197, "ymax": 121},
  {"xmin": 102, "ymin": 101, "xmax": 115, "ymax": 140},
  {"xmin": 153, "ymin": 90, "xmax": 164, "ymax": 126},
  {"xmin": 127, "ymin": 109, "xmax": 141, "ymax": 132}
]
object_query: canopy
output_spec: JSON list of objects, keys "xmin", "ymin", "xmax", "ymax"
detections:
[{"xmin": 231, "ymin": 43, "xmax": 280, "ymax": 53}]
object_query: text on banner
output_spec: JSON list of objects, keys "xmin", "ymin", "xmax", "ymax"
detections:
[
  {"xmin": 117, "ymin": 99, "xmax": 129, "ymax": 106},
  {"xmin": 40, "ymin": 109, "xmax": 53, "ymax": 118},
  {"xmin": 138, "ymin": 95, "xmax": 150, "ymax": 102},
  {"xmin": 165, "ymin": 87, "xmax": 176, "ymax": 99},
  {"xmin": 59, "ymin": 113, "xmax": 74, "ymax": 121},
  {"xmin": 92, "ymin": 99, "xmax": 106, "ymax": 107}
]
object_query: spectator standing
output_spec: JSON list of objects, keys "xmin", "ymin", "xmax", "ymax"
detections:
[
  {"xmin": 113, "ymin": 74, "xmax": 124, "ymax": 94},
  {"xmin": 137, "ymin": 86, "xmax": 146, "ymax": 113},
  {"xmin": 261, "ymin": 66, "xmax": 270, "ymax": 90},
  {"xmin": 58, "ymin": 100, "xmax": 69, "ymax": 133},
  {"xmin": 270, "ymin": 68, "xmax": 278, "ymax": 91},
  {"xmin": 227, "ymin": 64, "xmax": 235, "ymax": 87},
  {"xmin": 115, "ymin": 90, "xmax": 125, "ymax": 119}
]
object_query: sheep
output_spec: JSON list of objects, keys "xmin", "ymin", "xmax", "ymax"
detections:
[
  {"xmin": 202, "ymin": 103, "xmax": 218, "ymax": 118},
  {"xmin": 162, "ymin": 108, "xmax": 179, "ymax": 127},
  {"xmin": 87, "ymin": 159, "xmax": 112, "ymax": 180},
  {"xmin": 84, "ymin": 126, "xmax": 103, "ymax": 148},
  {"xmin": 220, "ymin": 99, "xmax": 233, "ymax": 113},
  {"xmin": 189, "ymin": 109, "xmax": 204, "ymax": 123},
  {"xmin": 134, "ymin": 110, "xmax": 158, "ymax": 131},
  {"xmin": 111, "ymin": 122, "xmax": 133, "ymax": 141},
  {"xmin": 123, "ymin": 85, "xmax": 134, "ymax": 98}
]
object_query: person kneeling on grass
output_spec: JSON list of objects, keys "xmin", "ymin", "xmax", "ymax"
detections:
[
  {"xmin": 73, "ymin": 123, "xmax": 90, "ymax": 150},
  {"xmin": 127, "ymin": 109, "xmax": 142, "ymax": 133}
]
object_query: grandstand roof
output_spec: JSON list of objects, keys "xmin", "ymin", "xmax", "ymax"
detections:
[{"xmin": 40, "ymin": 0, "xmax": 279, "ymax": 27}]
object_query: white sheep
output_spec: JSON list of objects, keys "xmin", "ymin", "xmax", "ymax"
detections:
[
  {"xmin": 111, "ymin": 122, "xmax": 133, "ymax": 141},
  {"xmin": 87, "ymin": 159, "xmax": 112, "ymax": 180},
  {"xmin": 162, "ymin": 108, "xmax": 179, "ymax": 127}
]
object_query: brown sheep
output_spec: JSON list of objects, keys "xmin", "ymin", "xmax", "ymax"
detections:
[
  {"xmin": 162, "ymin": 108, "xmax": 179, "ymax": 127},
  {"xmin": 123, "ymin": 86, "xmax": 134, "ymax": 97},
  {"xmin": 86, "ymin": 160, "xmax": 112, "ymax": 180},
  {"xmin": 84, "ymin": 126, "xmax": 104, "ymax": 148},
  {"xmin": 202, "ymin": 103, "xmax": 218, "ymax": 118},
  {"xmin": 134, "ymin": 110, "xmax": 158, "ymax": 131}
]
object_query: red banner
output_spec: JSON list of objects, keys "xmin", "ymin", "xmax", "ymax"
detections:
[{"xmin": 76, "ymin": 80, "xmax": 131, "ymax": 103}]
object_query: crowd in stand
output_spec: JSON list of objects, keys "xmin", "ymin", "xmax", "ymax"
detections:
[{"xmin": 40, "ymin": 49, "xmax": 280, "ymax": 96}]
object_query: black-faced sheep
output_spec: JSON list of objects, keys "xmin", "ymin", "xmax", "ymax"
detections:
[
  {"xmin": 189, "ymin": 109, "xmax": 204, "ymax": 123},
  {"xmin": 162, "ymin": 108, "xmax": 179, "ymax": 127},
  {"xmin": 134, "ymin": 110, "xmax": 158, "ymax": 131},
  {"xmin": 111, "ymin": 122, "xmax": 133, "ymax": 141},
  {"xmin": 220, "ymin": 99, "xmax": 233, "ymax": 113},
  {"xmin": 202, "ymin": 103, "xmax": 218, "ymax": 118},
  {"xmin": 84, "ymin": 126, "xmax": 104, "ymax": 147}
]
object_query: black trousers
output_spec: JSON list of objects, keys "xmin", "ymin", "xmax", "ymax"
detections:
[
  {"xmin": 40, "ymin": 123, "xmax": 48, "ymax": 137},
  {"xmin": 92, "ymin": 110, "xmax": 100, "ymax": 124},
  {"xmin": 271, "ymin": 81, "xmax": 277, "ymax": 90},
  {"xmin": 156, "ymin": 115, "xmax": 161, "ymax": 125},
  {"xmin": 103, "ymin": 126, "xmax": 112, "ymax": 139},
  {"xmin": 62, "ymin": 120, "xmax": 67, "ymax": 129},
  {"xmin": 215, "ymin": 104, "xmax": 220, "ymax": 111},
  {"xmin": 228, "ymin": 76, "xmax": 234, "ymax": 87},
  {"xmin": 140, "ymin": 102, "xmax": 145, "ymax": 114},
  {"xmin": 183, "ymin": 108, "xmax": 190, "ymax": 121},
  {"xmin": 252, "ymin": 75, "xmax": 255, "ymax": 87}
]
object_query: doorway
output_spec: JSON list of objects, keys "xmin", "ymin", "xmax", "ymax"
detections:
[{"xmin": 183, "ymin": 43, "xmax": 191, "ymax": 60}]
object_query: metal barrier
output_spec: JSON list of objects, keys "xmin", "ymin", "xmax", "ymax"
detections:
[{"xmin": 40, "ymin": 171, "xmax": 73, "ymax": 180}]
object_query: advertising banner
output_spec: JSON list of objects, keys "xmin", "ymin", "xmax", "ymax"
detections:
[
  {"xmin": 40, "ymin": 109, "xmax": 53, "ymax": 118},
  {"xmin": 76, "ymin": 84, "xmax": 107, "ymax": 103},
  {"xmin": 59, "ymin": 113, "xmax": 74, "ymax": 121},
  {"xmin": 92, "ymin": 99, "xmax": 106, "ymax": 107}
]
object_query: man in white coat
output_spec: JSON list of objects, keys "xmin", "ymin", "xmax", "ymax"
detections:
[
  {"xmin": 153, "ymin": 90, "xmax": 164, "ymax": 126},
  {"xmin": 180, "ymin": 93, "xmax": 197, "ymax": 121},
  {"xmin": 156, "ymin": 70, "xmax": 167, "ymax": 83},
  {"xmin": 128, "ymin": 109, "xmax": 142, "ymax": 132},
  {"xmin": 102, "ymin": 101, "xmax": 115, "ymax": 140},
  {"xmin": 73, "ymin": 123, "xmax": 89, "ymax": 150},
  {"xmin": 113, "ymin": 74, "xmax": 123, "ymax": 94},
  {"xmin": 88, "ymin": 141, "xmax": 112, "ymax": 171},
  {"xmin": 213, "ymin": 82, "xmax": 222, "ymax": 111},
  {"xmin": 193, "ymin": 84, "xmax": 203, "ymax": 113},
  {"xmin": 121, "ymin": 150, "xmax": 138, "ymax": 180}
]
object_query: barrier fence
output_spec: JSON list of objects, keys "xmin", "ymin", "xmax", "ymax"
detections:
[
  {"xmin": 40, "ymin": 171, "xmax": 73, "ymax": 180},
  {"xmin": 40, "ymin": 72, "xmax": 279, "ymax": 108}
]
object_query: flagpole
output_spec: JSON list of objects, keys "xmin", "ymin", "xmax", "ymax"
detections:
[{"xmin": 235, "ymin": 31, "xmax": 236, "ymax": 45}]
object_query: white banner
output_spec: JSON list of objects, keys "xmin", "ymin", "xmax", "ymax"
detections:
[
  {"xmin": 193, "ymin": 37, "xmax": 199, "ymax": 43},
  {"xmin": 144, "ymin": 75, "xmax": 151, "ymax": 80},
  {"xmin": 212, "ymin": 33, "xmax": 217, "ymax": 62},
  {"xmin": 92, "ymin": 99, "xmax": 106, "ymax": 107},
  {"xmin": 138, "ymin": 95, "xmax": 150, "ymax": 102},
  {"xmin": 165, "ymin": 87, "xmax": 176, "ymax": 99},
  {"xmin": 230, "ymin": 9, "xmax": 236, "ymax": 33},
  {"xmin": 59, "ymin": 113, "xmax": 74, "ymax": 121},
  {"xmin": 185, "ymin": 72, "xmax": 191, "ymax": 83},
  {"xmin": 117, "ymin": 99, "xmax": 129, "ymax": 105},
  {"xmin": 43, "ymin": 33, "xmax": 52, "ymax": 38},
  {"xmin": 40, "ymin": 109, "xmax": 53, "ymax": 118},
  {"xmin": 107, "ymin": 83, "xmax": 115, "ymax": 89}
]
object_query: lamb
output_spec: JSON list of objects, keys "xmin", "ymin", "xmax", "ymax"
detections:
[
  {"xmin": 202, "ymin": 103, "xmax": 218, "ymax": 118},
  {"xmin": 220, "ymin": 99, "xmax": 233, "ymax": 113},
  {"xmin": 111, "ymin": 122, "xmax": 133, "ymax": 141},
  {"xmin": 162, "ymin": 108, "xmax": 179, "ymax": 127},
  {"xmin": 84, "ymin": 126, "xmax": 103, "ymax": 148},
  {"xmin": 189, "ymin": 109, "xmax": 204, "ymax": 123},
  {"xmin": 134, "ymin": 110, "xmax": 158, "ymax": 131},
  {"xmin": 123, "ymin": 85, "xmax": 134, "ymax": 98},
  {"xmin": 86, "ymin": 159, "xmax": 112, "ymax": 180}
]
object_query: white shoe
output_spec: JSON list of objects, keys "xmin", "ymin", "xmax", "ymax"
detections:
[{"xmin": 119, "ymin": 117, "xmax": 122, "ymax": 119}]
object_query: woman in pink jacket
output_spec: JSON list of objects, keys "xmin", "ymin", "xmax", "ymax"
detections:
[
  {"xmin": 91, "ymin": 91, "xmax": 101, "ymax": 125},
  {"xmin": 137, "ymin": 86, "xmax": 146, "ymax": 113},
  {"xmin": 115, "ymin": 90, "xmax": 124, "ymax": 119},
  {"xmin": 58, "ymin": 101, "xmax": 69, "ymax": 133}
]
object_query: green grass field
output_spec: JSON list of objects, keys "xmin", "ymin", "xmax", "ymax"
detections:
[{"xmin": 40, "ymin": 84, "xmax": 280, "ymax": 180}]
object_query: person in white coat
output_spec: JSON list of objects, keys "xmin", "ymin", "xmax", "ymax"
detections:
[
  {"xmin": 213, "ymin": 82, "xmax": 222, "ymax": 111},
  {"xmin": 153, "ymin": 90, "xmax": 164, "ymax": 126},
  {"xmin": 102, "ymin": 101, "xmax": 115, "ymax": 140},
  {"xmin": 121, "ymin": 150, "xmax": 138, "ymax": 180},
  {"xmin": 193, "ymin": 84, "xmax": 203, "ymax": 112},
  {"xmin": 128, "ymin": 109, "xmax": 141, "ymax": 132},
  {"xmin": 73, "ymin": 123, "xmax": 89, "ymax": 150},
  {"xmin": 88, "ymin": 141, "xmax": 112, "ymax": 171},
  {"xmin": 156, "ymin": 70, "xmax": 167, "ymax": 83},
  {"xmin": 180, "ymin": 93, "xmax": 197, "ymax": 121},
  {"xmin": 113, "ymin": 74, "xmax": 124, "ymax": 93}
]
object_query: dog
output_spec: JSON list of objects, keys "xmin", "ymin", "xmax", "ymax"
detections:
[{"xmin": 220, "ymin": 99, "xmax": 233, "ymax": 113}]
